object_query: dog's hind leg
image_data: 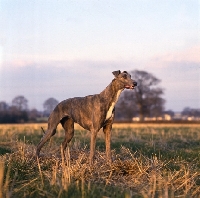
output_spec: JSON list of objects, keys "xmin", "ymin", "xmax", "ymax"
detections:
[
  {"xmin": 60, "ymin": 116, "xmax": 74, "ymax": 152},
  {"xmin": 36, "ymin": 113, "xmax": 60, "ymax": 157},
  {"xmin": 36, "ymin": 128, "xmax": 56, "ymax": 156}
]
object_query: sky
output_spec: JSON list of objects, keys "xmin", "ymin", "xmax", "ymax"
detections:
[{"xmin": 0, "ymin": 0, "xmax": 200, "ymax": 112}]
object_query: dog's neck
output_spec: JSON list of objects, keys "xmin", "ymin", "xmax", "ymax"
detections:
[{"xmin": 100, "ymin": 79, "xmax": 124, "ymax": 105}]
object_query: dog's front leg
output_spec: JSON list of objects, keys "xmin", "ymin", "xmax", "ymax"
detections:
[
  {"xmin": 89, "ymin": 130, "xmax": 97, "ymax": 165},
  {"xmin": 103, "ymin": 121, "xmax": 112, "ymax": 163}
]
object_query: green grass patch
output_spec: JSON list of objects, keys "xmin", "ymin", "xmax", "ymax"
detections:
[{"xmin": 0, "ymin": 146, "xmax": 11, "ymax": 155}]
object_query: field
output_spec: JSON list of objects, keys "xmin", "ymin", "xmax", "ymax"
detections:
[{"xmin": 0, "ymin": 123, "xmax": 199, "ymax": 198}]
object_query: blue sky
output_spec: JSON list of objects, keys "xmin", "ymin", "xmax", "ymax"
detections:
[{"xmin": 0, "ymin": 0, "xmax": 200, "ymax": 111}]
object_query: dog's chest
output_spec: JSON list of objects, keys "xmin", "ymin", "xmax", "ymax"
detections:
[{"xmin": 105, "ymin": 89, "xmax": 122, "ymax": 121}]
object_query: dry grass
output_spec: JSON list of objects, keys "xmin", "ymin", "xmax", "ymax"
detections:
[{"xmin": 0, "ymin": 123, "xmax": 199, "ymax": 197}]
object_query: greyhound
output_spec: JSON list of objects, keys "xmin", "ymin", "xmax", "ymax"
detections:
[{"xmin": 36, "ymin": 70, "xmax": 137, "ymax": 164}]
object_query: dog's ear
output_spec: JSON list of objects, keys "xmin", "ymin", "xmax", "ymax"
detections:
[{"xmin": 112, "ymin": 70, "xmax": 121, "ymax": 77}]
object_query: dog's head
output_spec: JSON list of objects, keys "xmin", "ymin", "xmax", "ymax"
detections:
[{"xmin": 112, "ymin": 70, "xmax": 137, "ymax": 89}]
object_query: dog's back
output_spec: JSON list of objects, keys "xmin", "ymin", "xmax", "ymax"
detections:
[{"xmin": 52, "ymin": 94, "xmax": 103, "ymax": 130}]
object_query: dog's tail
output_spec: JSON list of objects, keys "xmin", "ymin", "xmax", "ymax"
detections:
[{"xmin": 41, "ymin": 127, "xmax": 45, "ymax": 134}]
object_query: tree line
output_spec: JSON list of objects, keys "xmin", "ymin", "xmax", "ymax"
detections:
[
  {"xmin": 0, "ymin": 70, "xmax": 199, "ymax": 123},
  {"xmin": 0, "ymin": 96, "xmax": 59, "ymax": 123}
]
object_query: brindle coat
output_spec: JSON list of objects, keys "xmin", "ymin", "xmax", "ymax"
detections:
[{"xmin": 36, "ymin": 70, "xmax": 137, "ymax": 164}]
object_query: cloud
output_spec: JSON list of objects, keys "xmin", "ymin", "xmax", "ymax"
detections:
[
  {"xmin": 151, "ymin": 45, "xmax": 200, "ymax": 63},
  {"xmin": 12, "ymin": 60, "xmax": 33, "ymax": 67},
  {"xmin": 1, "ymin": 54, "xmax": 199, "ymax": 111}
]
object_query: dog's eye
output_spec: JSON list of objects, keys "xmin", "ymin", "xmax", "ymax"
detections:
[{"xmin": 122, "ymin": 75, "xmax": 127, "ymax": 79}]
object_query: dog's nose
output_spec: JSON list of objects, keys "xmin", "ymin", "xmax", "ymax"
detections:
[{"xmin": 133, "ymin": 81, "xmax": 137, "ymax": 86}]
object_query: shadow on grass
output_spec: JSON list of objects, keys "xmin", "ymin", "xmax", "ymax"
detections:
[{"xmin": 0, "ymin": 147, "xmax": 11, "ymax": 155}]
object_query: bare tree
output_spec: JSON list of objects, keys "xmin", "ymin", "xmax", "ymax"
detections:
[
  {"xmin": 12, "ymin": 95, "xmax": 28, "ymax": 111},
  {"xmin": 43, "ymin": 97, "xmax": 59, "ymax": 116},
  {"xmin": 0, "ymin": 101, "xmax": 9, "ymax": 111},
  {"xmin": 115, "ymin": 91, "xmax": 138, "ymax": 121},
  {"xmin": 116, "ymin": 70, "xmax": 165, "ymax": 121}
]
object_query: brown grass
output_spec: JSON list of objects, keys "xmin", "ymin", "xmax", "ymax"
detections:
[
  {"xmin": 0, "ymin": 143, "xmax": 199, "ymax": 197},
  {"xmin": 0, "ymin": 123, "xmax": 199, "ymax": 197}
]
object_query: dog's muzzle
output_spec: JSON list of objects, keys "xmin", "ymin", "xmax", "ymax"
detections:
[{"xmin": 125, "ymin": 81, "xmax": 137, "ymax": 89}]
